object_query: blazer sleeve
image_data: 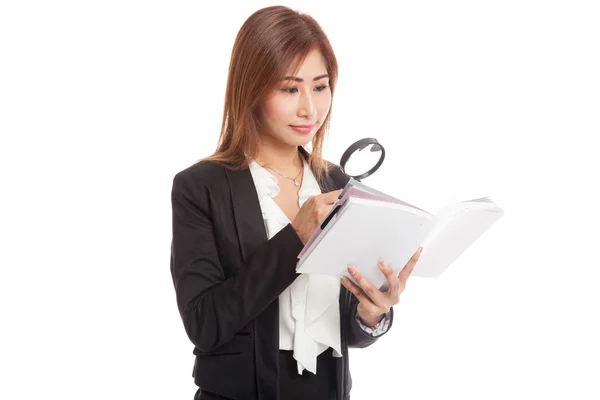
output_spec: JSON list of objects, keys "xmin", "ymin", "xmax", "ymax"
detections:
[
  {"xmin": 170, "ymin": 171, "xmax": 304, "ymax": 353},
  {"xmin": 343, "ymin": 283, "xmax": 395, "ymax": 348}
]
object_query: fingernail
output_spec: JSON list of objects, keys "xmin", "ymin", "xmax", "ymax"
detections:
[
  {"xmin": 378, "ymin": 261, "xmax": 385, "ymax": 269},
  {"xmin": 418, "ymin": 247, "xmax": 423, "ymax": 254},
  {"xmin": 348, "ymin": 266, "xmax": 356, "ymax": 275},
  {"xmin": 340, "ymin": 276, "xmax": 347, "ymax": 284}
]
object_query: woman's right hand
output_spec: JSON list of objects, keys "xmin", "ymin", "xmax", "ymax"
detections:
[{"xmin": 291, "ymin": 189, "xmax": 343, "ymax": 244}]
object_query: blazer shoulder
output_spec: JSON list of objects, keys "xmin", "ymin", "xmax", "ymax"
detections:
[
  {"xmin": 171, "ymin": 162, "xmax": 236, "ymax": 209},
  {"xmin": 325, "ymin": 160, "xmax": 343, "ymax": 175},
  {"xmin": 323, "ymin": 160, "xmax": 350, "ymax": 188},
  {"xmin": 172, "ymin": 160, "xmax": 229, "ymax": 189}
]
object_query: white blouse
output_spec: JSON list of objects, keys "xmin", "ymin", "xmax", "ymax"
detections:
[{"xmin": 248, "ymin": 159, "xmax": 390, "ymax": 375}]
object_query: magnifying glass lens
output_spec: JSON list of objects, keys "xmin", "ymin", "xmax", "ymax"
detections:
[
  {"xmin": 343, "ymin": 144, "xmax": 382, "ymax": 176},
  {"xmin": 340, "ymin": 138, "xmax": 386, "ymax": 181}
]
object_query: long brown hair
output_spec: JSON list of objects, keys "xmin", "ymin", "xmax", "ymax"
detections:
[{"xmin": 199, "ymin": 6, "xmax": 339, "ymax": 182}]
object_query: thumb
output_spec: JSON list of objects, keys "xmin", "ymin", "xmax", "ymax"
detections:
[{"xmin": 323, "ymin": 189, "xmax": 343, "ymax": 203}]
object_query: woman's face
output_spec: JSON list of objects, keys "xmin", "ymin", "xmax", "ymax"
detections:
[{"xmin": 258, "ymin": 48, "xmax": 332, "ymax": 148}]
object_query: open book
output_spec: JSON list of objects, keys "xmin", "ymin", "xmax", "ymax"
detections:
[{"xmin": 295, "ymin": 179, "xmax": 504, "ymax": 288}]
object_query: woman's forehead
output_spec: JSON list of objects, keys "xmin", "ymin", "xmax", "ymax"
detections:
[{"xmin": 284, "ymin": 50, "xmax": 327, "ymax": 78}]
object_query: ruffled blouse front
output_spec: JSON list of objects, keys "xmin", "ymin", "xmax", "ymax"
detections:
[{"xmin": 248, "ymin": 159, "xmax": 342, "ymax": 375}]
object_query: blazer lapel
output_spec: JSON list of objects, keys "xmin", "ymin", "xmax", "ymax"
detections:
[{"xmin": 224, "ymin": 167, "xmax": 268, "ymax": 263}]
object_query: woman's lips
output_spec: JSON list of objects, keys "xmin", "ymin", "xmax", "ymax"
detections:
[{"xmin": 289, "ymin": 124, "xmax": 315, "ymax": 134}]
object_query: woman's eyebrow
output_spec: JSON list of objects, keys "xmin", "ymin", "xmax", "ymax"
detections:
[{"xmin": 283, "ymin": 74, "xmax": 329, "ymax": 82}]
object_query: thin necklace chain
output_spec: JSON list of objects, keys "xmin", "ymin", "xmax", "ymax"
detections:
[{"xmin": 262, "ymin": 164, "xmax": 303, "ymax": 187}]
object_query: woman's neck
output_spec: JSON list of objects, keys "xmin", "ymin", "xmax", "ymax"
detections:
[{"xmin": 254, "ymin": 140, "xmax": 304, "ymax": 172}]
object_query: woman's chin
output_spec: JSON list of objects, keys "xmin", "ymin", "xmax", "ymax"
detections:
[
  {"xmin": 287, "ymin": 132, "xmax": 316, "ymax": 147},
  {"xmin": 267, "ymin": 130, "xmax": 316, "ymax": 148}
]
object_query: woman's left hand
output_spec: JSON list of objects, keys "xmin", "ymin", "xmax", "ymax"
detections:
[{"xmin": 341, "ymin": 247, "xmax": 423, "ymax": 326}]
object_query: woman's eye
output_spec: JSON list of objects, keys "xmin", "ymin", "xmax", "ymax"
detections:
[{"xmin": 282, "ymin": 85, "xmax": 329, "ymax": 94}]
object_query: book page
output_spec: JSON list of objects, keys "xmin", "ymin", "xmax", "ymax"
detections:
[{"xmin": 414, "ymin": 206, "xmax": 504, "ymax": 278}]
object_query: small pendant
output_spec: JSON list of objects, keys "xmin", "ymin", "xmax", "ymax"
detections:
[{"xmin": 294, "ymin": 180, "xmax": 300, "ymax": 187}]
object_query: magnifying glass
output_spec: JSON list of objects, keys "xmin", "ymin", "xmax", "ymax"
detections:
[
  {"xmin": 320, "ymin": 137, "xmax": 386, "ymax": 228},
  {"xmin": 339, "ymin": 138, "xmax": 386, "ymax": 181}
]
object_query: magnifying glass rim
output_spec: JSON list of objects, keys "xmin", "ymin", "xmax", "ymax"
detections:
[{"xmin": 340, "ymin": 137, "xmax": 386, "ymax": 180}]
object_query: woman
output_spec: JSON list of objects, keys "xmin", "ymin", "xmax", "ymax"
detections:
[{"xmin": 170, "ymin": 6, "xmax": 422, "ymax": 400}]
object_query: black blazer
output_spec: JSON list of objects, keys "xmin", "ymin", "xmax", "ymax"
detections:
[{"xmin": 170, "ymin": 150, "xmax": 394, "ymax": 400}]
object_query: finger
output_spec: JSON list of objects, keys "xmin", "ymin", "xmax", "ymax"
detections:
[
  {"xmin": 318, "ymin": 204, "xmax": 338, "ymax": 224},
  {"xmin": 341, "ymin": 276, "xmax": 371, "ymax": 303},
  {"xmin": 323, "ymin": 189, "xmax": 343, "ymax": 204},
  {"xmin": 340, "ymin": 275, "xmax": 370, "ymax": 304},
  {"xmin": 346, "ymin": 266, "xmax": 390, "ymax": 312},
  {"xmin": 398, "ymin": 247, "xmax": 423, "ymax": 283},
  {"xmin": 398, "ymin": 248, "xmax": 421, "ymax": 281},
  {"xmin": 341, "ymin": 277, "xmax": 382, "ymax": 317},
  {"xmin": 378, "ymin": 260, "xmax": 400, "ymax": 298},
  {"xmin": 317, "ymin": 192, "xmax": 343, "ymax": 222}
]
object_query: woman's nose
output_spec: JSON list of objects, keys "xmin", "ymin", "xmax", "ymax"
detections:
[{"xmin": 297, "ymin": 92, "xmax": 317, "ymax": 120}]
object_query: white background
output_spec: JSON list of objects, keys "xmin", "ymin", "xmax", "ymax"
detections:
[{"xmin": 1, "ymin": 1, "xmax": 599, "ymax": 399}]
